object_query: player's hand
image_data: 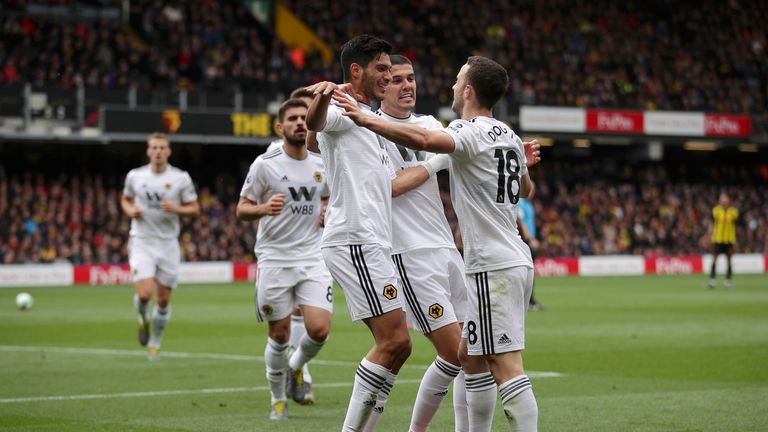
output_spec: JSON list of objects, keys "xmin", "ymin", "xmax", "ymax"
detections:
[
  {"xmin": 265, "ymin": 193, "xmax": 285, "ymax": 216},
  {"xmin": 306, "ymin": 81, "xmax": 339, "ymax": 97},
  {"xmin": 318, "ymin": 201, "xmax": 328, "ymax": 227},
  {"xmin": 331, "ymin": 93, "xmax": 366, "ymax": 126},
  {"xmin": 127, "ymin": 206, "xmax": 142, "ymax": 219},
  {"xmin": 524, "ymin": 139, "xmax": 541, "ymax": 167},
  {"xmin": 160, "ymin": 199, "xmax": 179, "ymax": 213}
]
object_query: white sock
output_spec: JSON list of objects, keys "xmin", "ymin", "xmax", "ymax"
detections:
[
  {"xmin": 290, "ymin": 315, "xmax": 313, "ymax": 382},
  {"xmin": 500, "ymin": 375, "xmax": 538, "ymax": 432},
  {"xmin": 453, "ymin": 370, "xmax": 469, "ymax": 432},
  {"xmin": 409, "ymin": 357, "xmax": 461, "ymax": 432},
  {"xmin": 342, "ymin": 358, "xmax": 388, "ymax": 432},
  {"xmin": 149, "ymin": 304, "xmax": 171, "ymax": 347},
  {"xmin": 465, "ymin": 372, "xmax": 497, "ymax": 432},
  {"xmin": 264, "ymin": 337, "xmax": 289, "ymax": 403},
  {"xmin": 289, "ymin": 334, "xmax": 326, "ymax": 370},
  {"xmin": 133, "ymin": 293, "xmax": 149, "ymax": 321},
  {"xmin": 363, "ymin": 368, "xmax": 397, "ymax": 432}
]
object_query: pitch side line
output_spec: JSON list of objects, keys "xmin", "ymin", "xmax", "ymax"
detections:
[
  {"xmin": 0, "ymin": 380, "xmax": 423, "ymax": 404},
  {"xmin": 0, "ymin": 344, "xmax": 564, "ymax": 376}
]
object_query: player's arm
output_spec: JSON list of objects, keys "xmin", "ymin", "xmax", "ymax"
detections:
[
  {"xmin": 161, "ymin": 199, "xmax": 200, "ymax": 217},
  {"xmin": 332, "ymin": 94, "xmax": 455, "ymax": 153},
  {"xmin": 305, "ymin": 82, "xmax": 340, "ymax": 132},
  {"xmin": 120, "ymin": 195, "xmax": 142, "ymax": 219},
  {"xmin": 521, "ymin": 174, "xmax": 534, "ymax": 200},
  {"xmin": 307, "ymin": 131, "xmax": 320, "ymax": 153},
  {"xmin": 236, "ymin": 194, "xmax": 285, "ymax": 221},
  {"xmin": 517, "ymin": 214, "xmax": 532, "ymax": 242},
  {"xmin": 318, "ymin": 196, "xmax": 329, "ymax": 227},
  {"xmin": 391, "ymin": 154, "xmax": 449, "ymax": 197}
]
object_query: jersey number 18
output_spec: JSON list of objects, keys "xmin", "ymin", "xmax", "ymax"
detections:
[{"xmin": 494, "ymin": 149, "xmax": 521, "ymax": 204}]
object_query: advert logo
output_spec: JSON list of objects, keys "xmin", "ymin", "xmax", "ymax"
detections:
[{"xmin": 162, "ymin": 110, "xmax": 181, "ymax": 134}]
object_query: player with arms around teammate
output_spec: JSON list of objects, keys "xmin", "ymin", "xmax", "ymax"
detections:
[
  {"xmin": 305, "ymin": 35, "xmax": 413, "ymax": 432},
  {"xmin": 708, "ymin": 193, "xmax": 738, "ymax": 289},
  {"xmin": 378, "ymin": 54, "xmax": 473, "ymax": 432},
  {"xmin": 334, "ymin": 56, "xmax": 541, "ymax": 431},
  {"xmin": 236, "ymin": 99, "xmax": 333, "ymax": 420},
  {"xmin": 121, "ymin": 133, "xmax": 200, "ymax": 361}
]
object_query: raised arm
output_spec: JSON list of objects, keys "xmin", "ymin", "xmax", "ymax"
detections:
[
  {"xmin": 332, "ymin": 94, "xmax": 455, "ymax": 153},
  {"xmin": 305, "ymin": 82, "xmax": 338, "ymax": 132},
  {"xmin": 236, "ymin": 194, "xmax": 285, "ymax": 221}
]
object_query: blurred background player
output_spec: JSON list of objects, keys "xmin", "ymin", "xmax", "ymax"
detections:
[
  {"xmin": 708, "ymin": 193, "xmax": 739, "ymax": 289},
  {"xmin": 517, "ymin": 185, "xmax": 543, "ymax": 311},
  {"xmin": 332, "ymin": 56, "xmax": 542, "ymax": 431},
  {"xmin": 306, "ymin": 35, "xmax": 413, "ymax": 432},
  {"xmin": 377, "ymin": 54, "xmax": 471, "ymax": 432},
  {"xmin": 236, "ymin": 98, "xmax": 332, "ymax": 420},
  {"xmin": 264, "ymin": 85, "xmax": 321, "ymax": 403},
  {"xmin": 120, "ymin": 133, "xmax": 200, "ymax": 361}
]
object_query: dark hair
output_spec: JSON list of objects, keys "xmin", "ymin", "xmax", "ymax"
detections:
[
  {"xmin": 278, "ymin": 98, "xmax": 308, "ymax": 122},
  {"xmin": 290, "ymin": 87, "xmax": 314, "ymax": 100},
  {"xmin": 465, "ymin": 56, "xmax": 509, "ymax": 109},
  {"xmin": 340, "ymin": 35, "xmax": 393, "ymax": 81},
  {"xmin": 389, "ymin": 54, "xmax": 412, "ymax": 66}
]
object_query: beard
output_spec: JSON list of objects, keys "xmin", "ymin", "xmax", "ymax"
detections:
[
  {"xmin": 284, "ymin": 133, "xmax": 306, "ymax": 147},
  {"xmin": 361, "ymin": 72, "xmax": 381, "ymax": 102}
]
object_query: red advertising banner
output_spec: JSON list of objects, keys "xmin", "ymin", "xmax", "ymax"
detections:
[
  {"xmin": 704, "ymin": 114, "xmax": 752, "ymax": 137},
  {"xmin": 534, "ymin": 257, "xmax": 579, "ymax": 276},
  {"xmin": 233, "ymin": 263, "xmax": 258, "ymax": 281},
  {"xmin": 586, "ymin": 109, "xmax": 644, "ymax": 133},
  {"xmin": 73, "ymin": 264, "xmax": 132, "ymax": 285},
  {"xmin": 645, "ymin": 256, "xmax": 703, "ymax": 275}
]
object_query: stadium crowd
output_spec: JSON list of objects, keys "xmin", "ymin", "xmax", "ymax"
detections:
[
  {"xmin": 1, "ymin": 167, "xmax": 765, "ymax": 265},
  {"xmin": 1, "ymin": 0, "xmax": 765, "ymax": 114}
]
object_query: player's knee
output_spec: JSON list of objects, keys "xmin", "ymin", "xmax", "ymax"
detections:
[
  {"xmin": 156, "ymin": 298, "xmax": 169, "ymax": 309},
  {"xmin": 384, "ymin": 331, "xmax": 412, "ymax": 359},
  {"xmin": 306, "ymin": 324, "xmax": 329, "ymax": 342}
]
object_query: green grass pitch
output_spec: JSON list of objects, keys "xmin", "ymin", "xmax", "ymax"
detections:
[{"xmin": 1, "ymin": 274, "xmax": 767, "ymax": 431}]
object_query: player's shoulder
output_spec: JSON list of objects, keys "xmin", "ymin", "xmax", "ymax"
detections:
[
  {"xmin": 166, "ymin": 164, "xmax": 192, "ymax": 178},
  {"xmin": 126, "ymin": 164, "xmax": 150, "ymax": 178},
  {"xmin": 412, "ymin": 113, "xmax": 443, "ymax": 129},
  {"xmin": 261, "ymin": 145, "xmax": 284, "ymax": 160}
]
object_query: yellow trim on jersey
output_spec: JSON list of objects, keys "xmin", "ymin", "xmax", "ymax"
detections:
[{"xmin": 711, "ymin": 205, "xmax": 738, "ymax": 244}]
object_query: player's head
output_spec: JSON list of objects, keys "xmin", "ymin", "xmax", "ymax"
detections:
[
  {"xmin": 452, "ymin": 56, "xmax": 509, "ymax": 114},
  {"xmin": 290, "ymin": 87, "xmax": 314, "ymax": 106},
  {"xmin": 146, "ymin": 132, "xmax": 171, "ymax": 167},
  {"xmin": 340, "ymin": 34, "xmax": 392, "ymax": 102},
  {"xmin": 277, "ymin": 98, "xmax": 309, "ymax": 147},
  {"xmin": 382, "ymin": 55, "xmax": 416, "ymax": 116},
  {"xmin": 719, "ymin": 192, "xmax": 730, "ymax": 206}
]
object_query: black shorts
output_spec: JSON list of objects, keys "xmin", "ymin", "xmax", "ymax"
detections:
[{"xmin": 713, "ymin": 243, "xmax": 733, "ymax": 255}]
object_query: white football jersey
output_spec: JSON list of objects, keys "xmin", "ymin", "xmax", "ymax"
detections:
[
  {"xmin": 265, "ymin": 139, "xmax": 283, "ymax": 153},
  {"xmin": 240, "ymin": 146, "xmax": 328, "ymax": 267},
  {"xmin": 123, "ymin": 164, "xmax": 198, "ymax": 239},
  {"xmin": 376, "ymin": 110, "xmax": 456, "ymax": 253},
  {"xmin": 317, "ymin": 97, "xmax": 393, "ymax": 248},
  {"xmin": 442, "ymin": 117, "xmax": 533, "ymax": 273}
]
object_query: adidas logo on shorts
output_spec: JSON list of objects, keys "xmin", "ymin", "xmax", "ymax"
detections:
[{"xmin": 498, "ymin": 333, "xmax": 512, "ymax": 345}]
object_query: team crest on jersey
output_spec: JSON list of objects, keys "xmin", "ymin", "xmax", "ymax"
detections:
[
  {"xmin": 383, "ymin": 284, "xmax": 397, "ymax": 300},
  {"xmin": 261, "ymin": 305, "xmax": 273, "ymax": 316},
  {"xmin": 313, "ymin": 171, "xmax": 323, "ymax": 183},
  {"xmin": 429, "ymin": 303, "xmax": 444, "ymax": 319},
  {"xmin": 164, "ymin": 183, "xmax": 171, "ymax": 190}
]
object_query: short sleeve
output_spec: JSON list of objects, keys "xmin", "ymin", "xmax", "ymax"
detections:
[
  {"xmin": 442, "ymin": 119, "xmax": 477, "ymax": 160},
  {"xmin": 240, "ymin": 159, "xmax": 268, "ymax": 202},
  {"xmin": 180, "ymin": 172, "xmax": 198, "ymax": 203},
  {"xmin": 515, "ymin": 135, "xmax": 529, "ymax": 177},
  {"xmin": 322, "ymin": 101, "xmax": 355, "ymax": 133},
  {"xmin": 122, "ymin": 171, "xmax": 135, "ymax": 197}
]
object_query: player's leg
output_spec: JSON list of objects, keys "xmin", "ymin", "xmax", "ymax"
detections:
[
  {"xmin": 289, "ymin": 307, "xmax": 312, "ymax": 388},
  {"xmin": 147, "ymin": 282, "xmax": 173, "ymax": 360},
  {"xmin": 724, "ymin": 245, "xmax": 734, "ymax": 288},
  {"xmin": 409, "ymin": 323, "xmax": 462, "ymax": 432},
  {"xmin": 708, "ymin": 245, "xmax": 719, "ymax": 288},
  {"xmin": 459, "ymin": 338, "xmax": 496, "ymax": 432},
  {"xmin": 323, "ymin": 245, "xmax": 411, "ymax": 432},
  {"xmin": 394, "ymin": 249, "xmax": 463, "ymax": 432},
  {"xmin": 266, "ymin": 315, "xmax": 292, "ymax": 420},
  {"xmin": 128, "ymin": 238, "xmax": 157, "ymax": 347},
  {"xmin": 288, "ymin": 266, "xmax": 333, "ymax": 404},
  {"xmin": 485, "ymin": 267, "xmax": 538, "ymax": 432},
  {"xmin": 256, "ymin": 266, "xmax": 297, "ymax": 420}
]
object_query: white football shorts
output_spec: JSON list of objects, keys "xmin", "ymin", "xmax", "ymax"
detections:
[
  {"xmin": 392, "ymin": 247, "xmax": 467, "ymax": 334},
  {"xmin": 255, "ymin": 264, "xmax": 334, "ymax": 322},
  {"xmin": 128, "ymin": 237, "xmax": 181, "ymax": 288},
  {"xmin": 322, "ymin": 244, "xmax": 403, "ymax": 323},
  {"xmin": 462, "ymin": 266, "xmax": 533, "ymax": 356}
]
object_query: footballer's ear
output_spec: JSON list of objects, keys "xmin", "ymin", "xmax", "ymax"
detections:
[{"xmin": 350, "ymin": 63, "xmax": 363, "ymax": 80}]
